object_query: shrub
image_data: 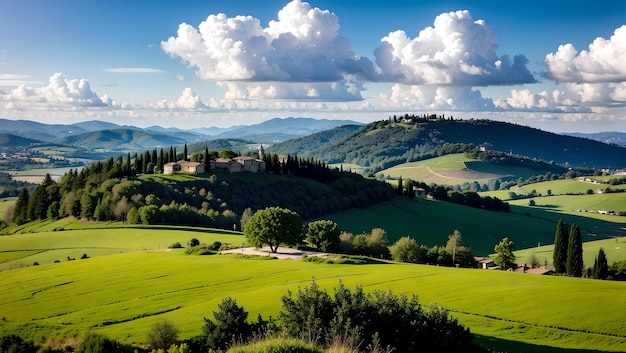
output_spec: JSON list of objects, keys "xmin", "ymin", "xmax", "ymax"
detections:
[
  {"xmin": 227, "ymin": 337, "xmax": 322, "ymax": 353},
  {"xmin": 188, "ymin": 238, "xmax": 200, "ymax": 247},
  {"xmin": 0, "ymin": 334, "xmax": 37, "ymax": 353},
  {"xmin": 80, "ymin": 333, "xmax": 133, "ymax": 353},
  {"xmin": 147, "ymin": 320, "xmax": 180, "ymax": 350},
  {"xmin": 168, "ymin": 242, "xmax": 183, "ymax": 249}
]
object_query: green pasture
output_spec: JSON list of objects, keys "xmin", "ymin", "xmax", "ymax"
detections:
[
  {"xmin": 0, "ymin": 198, "xmax": 15, "ymax": 220},
  {"xmin": 7, "ymin": 167, "xmax": 78, "ymax": 177},
  {"xmin": 514, "ymin": 236, "xmax": 626, "ymax": 269},
  {"xmin": 508, "ymin": 193, "xmax": 626, "ymax": 216},
  {"xmin": 516, "ymin": 179, "xmax": 613, "ymax": 196},
  {"xmin": 0, "ymin": 250, "xmax": 624, "ymax": 352},
  {"xmin": 328, "ymin": 163, "xmax": 365, "ymax": 174},
  {"xmin": 0, "ymin": 225, "xmax": 245, "ymax": 270},
  {"xmin": 327, "ymin": 198, "xmax": 626, "ymax": 256},
  {"xmin": 374, "ymin": 153, "xmax": 555, "ymax": 185}
]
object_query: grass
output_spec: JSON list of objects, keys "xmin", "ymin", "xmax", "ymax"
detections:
[
  {"xmin": 326, "ymin": 198, "xmax": 626, "ymax": 256},
  {"xmin": 0, "ymin": 250, "xmax": 624, "ymax": 352},
  {"xmin": 514, "ymin": 236, "xmax": 626, "ymax": 269},
  {"xmin": 0, "ymin": 223, "xmax": 246, "ymax": 270},
  {"xmin": 374, "ymin": 154, "xmax": 553, "ymax": 185},
  {"xmin": 0, "ymin": 198, "xmax": 16, "ymax": 220}
]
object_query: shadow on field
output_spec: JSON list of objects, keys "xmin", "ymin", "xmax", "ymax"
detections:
[{"xmin": 475, "ymin": 334, "xmax": 609, "ymax": 353}]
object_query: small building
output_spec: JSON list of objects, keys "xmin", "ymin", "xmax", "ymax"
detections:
[
  {"xmin": 474, "ymin": 257, "xmax": 498, "ymax": 270},
  {"xmin": 163, "ymin": 161, "xmax": 206, "ymax": 175},
  {"xmin": 210, "ymin": 156, "xmax": 266, "ymax": 173}
]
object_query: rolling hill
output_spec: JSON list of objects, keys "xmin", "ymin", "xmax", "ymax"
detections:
[
  {"xmin": 54, "ymin": 128, "xmax": 192, "ymax": 151},
  {"xmin": 273, "ymin": 118, "xmax": 626, "ymax": 172},
  {"xmin": 0, "ymin": 133, "xmax": 43, "ymax": 147}
]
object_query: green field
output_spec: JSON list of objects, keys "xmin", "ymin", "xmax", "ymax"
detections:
[
  {"xmin": 374, "ymin": 154, "xmax": 554, "ymax": 185},
  {"xmin": 0, "ymin": 221, "xmax": 245, "ymax": 270},
  {"xmin": 514, "ymin": 236, "xmax": 626, "ymax": 270},
  {"xmin": 0, "ymin": 198, "xmax": 15, "ymax": 220},
  {"xmin": 326, "ymin": 198, "xmax": 626, "ymax": 256},
  {"xmin": 0, "ymin": 246, "xmax": 624, "ymax": 352}
]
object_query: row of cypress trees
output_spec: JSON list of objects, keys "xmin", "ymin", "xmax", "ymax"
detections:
[{"xmin": 553, "ymin": 219, "xmax": 609, "ymax": 279}]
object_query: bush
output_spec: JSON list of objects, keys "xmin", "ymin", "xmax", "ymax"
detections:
[
  {"xmin": 168, "ymin": 242, "xmax": 183, "ymax": 249},
  {"xmin": 147, "ymin": 320, "xmax": 179, "ymax": 350},
  {"xmin": 0, "ymin": 334, "xmax": 37, "ymax": 353},
  {"xmin": 227, "ymin": 338, "xmax": 322, "ymax": 353},
  {"xmin": 80, "ymin": 333, "xmax": 133, "ymax": 353},
  {"xmin": 188, "ymin": 238, "xmax": 200, "ymax": 247}
]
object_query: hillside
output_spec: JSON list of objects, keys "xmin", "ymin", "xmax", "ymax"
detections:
[
  {"xmin": 54, "ymin": 128, "xmax": 193, "ymax": 151},
  {"xmin": 376, "ymin": 153, "xmax": 567, "ymax": 188},
  {"xmin": 267, "ymin": 124, "xmax": 361, "ymax": 155},
  {"xmin": 214, "ymin": 117, "xmax": 362, "ymax": 142},
  {"xmin": 275, "ymin": 118, "xmax": 626, "ymax": 172},
  {"xmin": 0, "ymin": 133, "xmax": 42, "ymax": 146}
]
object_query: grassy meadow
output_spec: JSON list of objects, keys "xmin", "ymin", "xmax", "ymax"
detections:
[
  {"xmin": 0, "ymin": 246, "xmax": 624, "ymax": 352},
  {"xmin": 326, "ymin": 198, "xmax": 626, "ymax": 255}
]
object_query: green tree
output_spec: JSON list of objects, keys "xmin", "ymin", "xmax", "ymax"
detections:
[
  {"xmin": 592, "ymin": 247, "xmax": 609, "ymax": 279},
  {"xmin": 397, "ymin": 176, "xmax": 403, "ymax": 196},
  {"xmin": 147, "ymin": 320, "xmax": 179, "ymax": 350},
  {"xmin": 13, "ymin": 187, "xmax": 30, "ymax": 224},
  {"xmin": 239, "ymin": 207, "xmax": 254, "ymax": 230},
  {"xmin": 243, "ymin": 207, "xmax": 303, "ymax": 253},
  {"xmin": 553, "ymin": 219, "xmax": 569, "ymax": 274},
  {"xmin": 566, "ymin": 223, "xmax": 583, "ymax": 277},
  {"xmin": 203, "ymin": 146, "xmax": 210, "ymax": 171},
  {"xmin": 305, "ymin": 220, "xmax": 340, "ymax": 252},
  {"xmin": 351, "ymin": 234, "xmax": 368, "ymax": 255},
  {"xmin": 445, "ymin": 230, "xmax": 475, "ymax": 267},
  {"xmin": 219, "ymin": 149, "xmax": 237, "ymax": 159},
  {"xmin": 183, "ymin": 143, "xmax": 188, "ymax": 161},
  {"xmin": 202, "ymin": 297, "xmax": 251, "ymax": 351},
  {"xmin": 390, "ymin": 236, "xmax": 420, "ymax": 263},
  {"xmin": 493, "ymin": 237, "xmax": 516, "ymax": 270},
  {"xmin": 47, "ymin": 201, "xmax": 60, "ymax": 220},
  {"xmin": 126, "ymin": 207, "xmax": 139, "ymax": 224}
]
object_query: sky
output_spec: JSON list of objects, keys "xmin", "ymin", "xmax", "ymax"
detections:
[{"xmin": 0, "ymin": 0, "xmax": 625, "ymax": 133}]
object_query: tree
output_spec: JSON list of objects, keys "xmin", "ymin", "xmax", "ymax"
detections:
[
  {"xmin": 203, "ymin": 147, "xmax": 210, "ymax": 171},
  {"xmin": 493, "ymin": 237, "xmax": 516, "ymax": 270},
  {"xmin": 305, "ymin": 220, "xmax": 340, "ymax": 252},
  {"xmin": 553, "ymin": 219, "xmax": 569, "ymax": 274},
  {"xmin": 390, "ymin": 236, "xmax": 420, "ymax": 263},
  {"xmin": 397, "ymin": 176, "xmax": 403, "ymax": 196},
  {"xmin": 566, "ymin": 223, "xmax": 583, "ymax": 277},
  {"xmin": 188, "ymin": 238, "xmax": 200, "ymax": 247},
  {"xmin": 240, "ymin": 207, "xmax": 254, "ymax": 230},
  {"xmin": 13, "ymin": 187, "xmax": 30, "ymax": 224},
  {"xmin": 592, "ymin": 247, "xmax": 609, "ymax": 279},
  {"xmin": 445, "ymin": 230, "xmax": 475, "ymax": 267},
  {"xmin": 243, "ymin": 207, "xmax": 303, "ymax": 253},
  {"xmin": 183, "ymin": 143, "xmax": 188, "ymax": 161},
  {"xmin": 202, "ymin": 297, "xmax": 252, "ymax": 351},
  {"xmin": 147, "ymin": 319, "xmax": 179, "ymax": 350},
  {"xmin": 126, "ymin": 207, "xmax": 139, "ymax": 224}
]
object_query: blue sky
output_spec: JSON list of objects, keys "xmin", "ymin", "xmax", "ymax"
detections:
[{"xmin": 0, "ymin": 0, "xmax": 625, "ymax": 132}]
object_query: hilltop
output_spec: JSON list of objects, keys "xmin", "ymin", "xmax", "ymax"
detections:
[{"xmin": 271, "ymin": 117, "xmax": 626, "ymax": 173}]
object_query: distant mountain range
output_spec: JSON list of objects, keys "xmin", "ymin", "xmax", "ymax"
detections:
[
  {"xmin": 565, "ymin": 132, "xmax": 626, "ymax": 146},
  {"xmin": 0, "ymin": 117, "xmax": 361, "ymax": 151}
]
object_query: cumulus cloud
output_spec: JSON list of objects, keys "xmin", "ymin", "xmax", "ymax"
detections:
[
  {"xmin": 379, "ymin": 84, "xmax": 496, "ymax": 110},
  {"xmin": 0, "ymin": 73, "xmax": 109, "ymax": 108},
  {"xmin": 221, "ymin": 80, "xmax": 363, "ymax": 101},
  {"xmin": 161, "ymin": 0, "xmax": 374, "ymax": 83},
  {"xmin": 151, "ymin": 87, "xmax": 224, "ymax": 110},
  {"xmin": 374, "ymin": 10, "xmax": 535, "ymax": 86},
  {"xmin": 545, "ymin": 25, "xmax": 626, "ymax": 83}
]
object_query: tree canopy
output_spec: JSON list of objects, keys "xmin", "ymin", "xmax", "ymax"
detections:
[
  {"xmin": 493, "ymin": 237, "xmax": 516, "ymax": 270},
  {"xmin": 243, "ymin": 207, "xmax": 303, "ymax": 252},
  {"xmin": 305, "ymin": 220, "xmax": 340, "ymax": 252}
]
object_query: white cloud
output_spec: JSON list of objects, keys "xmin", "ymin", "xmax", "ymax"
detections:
[
  {"xmin": 379, "ymin": 84, "xmax": 496, "ymax": 110},
  {"xmin": 103, "ymin": 67, "xmax": 165, "ymax": 73},
  {"xmin": 0, "ymin": 73, "xmax": 109, "ymax": 108},
  {"xmin": 220, "ymin": 80, "xmax": 364, "ymax": 101},
  {"xmin": 545, "ymin": 25, "xmax": 626, "ymax": 83},
  {"xmin": 161, "ymin": 0, "xmax": 375, "ymax": 83},
  {"xmin": 0, "ymin": 74, "xmax": 42, "ymax": 87},
  {"xmin": 374, "ymin": 10, "xmax": 535, "ymax": 86},
  {"xmin": 152, "ymin": 87, "xmax": 224, "ymax": 110}
]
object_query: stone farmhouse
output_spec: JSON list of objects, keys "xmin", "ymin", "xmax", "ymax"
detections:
[
  {"xmin": 210, "ymin": 156, "xmax": 266, "ymax": 173},
  {"xmin": 163, "ymin": 161, "xmax": 205, "ymax": 174}
]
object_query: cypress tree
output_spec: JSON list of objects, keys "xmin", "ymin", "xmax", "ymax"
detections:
[
  {"xmin": 552, "ymin": 219, "xmax": 569, "ymax": 274},
  {"xmin": 204, "ymin": 147, "xmax": 210, "ymax": 171},
  {"xmin": 169, "ymin": 146, "xmax": 175, "ymax": 162},
  {"xmin": 566, "ymin": 223, "xmax": 583, "ymax": 277},
  {"xmin": 14, "ymin": 187, "xmax": 30, "ymax": 224},
  {"xmin": 592, "ymin": 247, "xmax": 609, "ymax": 279},
  {"xmin": 397, "ymin": 177, "xmax": 403, "ymax": 196},
  {"xmin": 183, "ymin": 143, "xmax": 188, "ymax": 161}
]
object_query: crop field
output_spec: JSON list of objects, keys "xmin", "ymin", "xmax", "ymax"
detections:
[
  {"xmin": 514, "ymin": 236, "xmax": 626, "ymax": 269},
  {"xmin": 7, "ymin": 166, "xmax": 79, "ymax": 183},
  {"xmin": 515, "ymin": 179, "xmax": 614, "ymax": 196},
  {"xmin": 327, "ymin": 198, "xmax": 626, "ymax": 255},
  {"xmin": 0, "ymin": 247, "xmax": 624, "ymax": 352}
]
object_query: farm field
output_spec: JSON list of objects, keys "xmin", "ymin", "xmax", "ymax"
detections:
[
  {"xmin": 0, "ymin": 248, "xmax": 624, "ymax": 352},
  {"xmin": 327, "ymin": 198, "xmax": 626, "ymax": 255},
  {"xmin": 7, "ymin": 166, "xmax": 79, "ymax": 183},
  {"xmin": 514, "ymin": 236, "xmax": 626, "ymax": 268}
]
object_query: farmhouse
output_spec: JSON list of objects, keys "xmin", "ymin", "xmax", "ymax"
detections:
[
  {"xmin": 210, "ymin": 156, "xmax": 266, "ymax": 173},
  {"xmin": 474, "ymin": 257, "xmax": 498, "ymax": 270},
  {"xmin": 513, "ymin": 264, "xmax": 554, "ymax": 275},
  {"xmin": 163, "ymin": 161, "xmax": 205, "ymax": 174}
]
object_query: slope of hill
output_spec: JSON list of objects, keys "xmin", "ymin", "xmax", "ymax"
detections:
[
  {"xmin": 284, "ymin": 119, "xmax": 626, "ymax": 172},
  {"xmin": 54, "ymin": 129, "xmax": 191, "ymax": 151},
  {"xmin": 376, "ymin": 153, "xmax": 567, "ymax": 187},
  {"xmin": 268, "ymin": 124, "xmax": 361, "ymax": 155},
  {"xmin": 0, "ymin": 133, "xmax": 43, "ymax": 146},
  {"xmin": 214, "ymin": 117, "xmax": 363, "ymax": 142}
]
